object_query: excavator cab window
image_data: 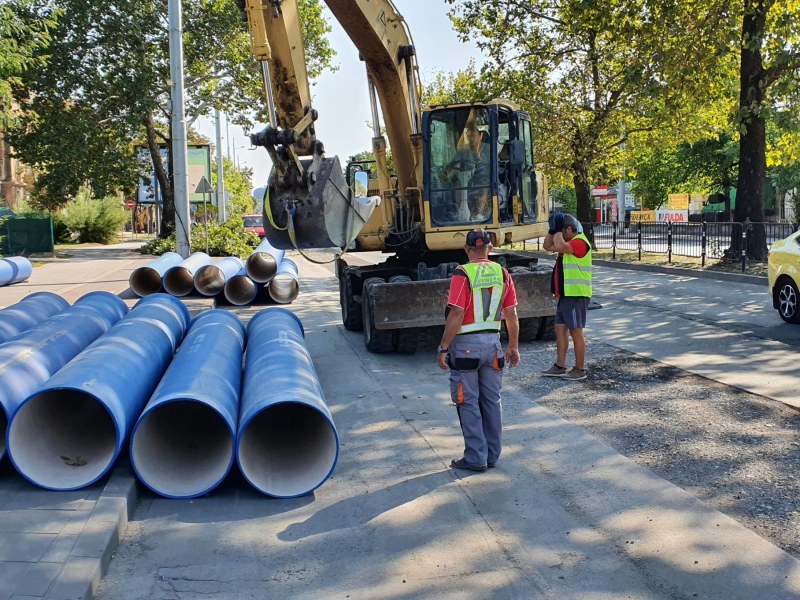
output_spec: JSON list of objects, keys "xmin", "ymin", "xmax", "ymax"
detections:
[{"xmin": 427, "ymin": 107, "xmax": 494, "ymax": 226}]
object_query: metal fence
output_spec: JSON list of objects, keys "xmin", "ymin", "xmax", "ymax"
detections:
[{"xmin": 584, "ymin": 221, "xmax": 798, "ymax": 270}]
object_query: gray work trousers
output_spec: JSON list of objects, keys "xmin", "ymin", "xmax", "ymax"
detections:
[{"xmin": 448, "ymin": 332, "xmax": 505, "ymax": 466}]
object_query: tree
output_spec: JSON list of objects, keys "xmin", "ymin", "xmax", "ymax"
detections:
[
  {"xmin": 213, "ymin": 157, "xmax": 255, "ymax": 217},
  {"xmin": 733, "ymin": 0, "xmax": 800, "ymax": 259},
  {"xmin": 0, "ymin": 0, "xmax": 55, "ymax": 129},
  {"xmin": 446, "ymin": 0, "xmax": 737, "ymax": 222},
  {"xmin": 8, "ymin": 0, "xmax": 334, "ymax": 231}
]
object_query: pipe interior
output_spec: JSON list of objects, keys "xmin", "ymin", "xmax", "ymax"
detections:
[
  {"xmin": 224, "ymin": 277, "xmax": 257, "ymax": 306},
  {"xmin": 238, "ymin": 403, "xmax": 337, "ymax": 497},
  {"xmin": 130, "ymin": 267, "xmax": 163, "ymax": 297},
  {"xmin": 194, "ymin": 266, "xmax": 224, "ymax": 296},
  {"xmin": 8, "ymin": 390, "xmax": 116, "ymax": 490},
  {"xmin": 131, "ymin": 400, "xmax": 233, "ymax": 498},
  {"xmin": 268, "ymin": 275, "xmax": 299, "ymax": 304},
  {"xmin": 246, "ymin": 253, "xmax": 278, "ymax": 283},
  {"xmin": 163, "ymin": 268, "xmax": 194, "ymax": 297}
]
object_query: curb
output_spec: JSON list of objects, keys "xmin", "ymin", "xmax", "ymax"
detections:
[
  {"xmin": 592, "ymin": 258, "xmax": 767, "ymax": 285},
  {"xmin": 44, "ymin": 468, "xmax": 137, "ymax": 600},
  {"xmin": 526, "ymin": 251, "xmax": 767, "ymax": 286}
]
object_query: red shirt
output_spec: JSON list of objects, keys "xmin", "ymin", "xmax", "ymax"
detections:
[
  {"xmin": 446, "ymin": 259, "xmax": 517, "ymax": 327},
  {"xmin": 552, "ymin": 238, "xmax": 590, "ymax": 297}
]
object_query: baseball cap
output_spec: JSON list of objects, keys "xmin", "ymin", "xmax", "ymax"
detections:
[{"xmin": 466, "ymin": 228, "xmax": 495, "ymax": 248}]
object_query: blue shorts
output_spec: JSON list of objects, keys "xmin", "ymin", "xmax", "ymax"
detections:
[{"xmin": 555, "ymin": 296, "xmax": 589, "ymax": 329}]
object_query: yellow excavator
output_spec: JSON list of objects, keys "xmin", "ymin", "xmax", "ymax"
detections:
[{"xmin": 241, "ymin": 0, "xmax": 555, "ymax": 352}]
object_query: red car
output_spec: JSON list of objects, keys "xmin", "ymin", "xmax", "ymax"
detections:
[{"xmin": 243, "ymin": 214, "xmax": 265, "ymax": 238}]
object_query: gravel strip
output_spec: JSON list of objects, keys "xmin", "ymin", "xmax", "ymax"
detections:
[{"xmin": 508, "ymin": 341, "xmax": 800, "ymax": 559}]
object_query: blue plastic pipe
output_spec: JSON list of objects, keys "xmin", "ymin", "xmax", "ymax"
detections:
[
  {"xmin": 0, "ymin": 256, "xmax": 33, "ymax": 286},
  {"xmin": 130, "ymin": 310, "xmax": 245, "ymax": 498},
  {"xmin": 163, "ymin": 252, "xmax": 212, "ymax": 296},
  {"xmin": 267, "ymin": 257, "xmax": 299, "ymax": 304},
  {"xmin": 0, "ymin": 291, "xmax": 128, "ymax": 462},
  {"xmin": 7, "ymin": 293, "xmax": 190, "ymax": 490},
  {"xmin": 193, "ymin": 256, "xmax": 245, "ymax": 297},
  {"xmin": 246, "ymin": 237, "xmax": 285, "ymax": 283},
  {"xmin": 129, "ymin": 251, "xmax": 183, "ymax": 297},
  {"xmin": 223, "ymin": 267, "xmax": 259, "ymax": 306},
  {"xmin": 0, "ymin": 292, "xmax": 70, "ymax": 345},
  {"xmin": 237, "ymin": 308, "xmax": 338, "ymax": 497}
]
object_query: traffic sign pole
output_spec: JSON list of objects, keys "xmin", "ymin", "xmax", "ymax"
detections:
[{"xmin": 195, "ymin": 176, "xmax": 213, "ymax": 254}]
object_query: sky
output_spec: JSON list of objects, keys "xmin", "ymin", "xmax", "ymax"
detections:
[{"xmin": 197, "ymin": 1, "xmax": 483, "ymax": 192}]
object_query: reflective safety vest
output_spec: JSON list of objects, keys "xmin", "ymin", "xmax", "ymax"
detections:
[
  {"xmin": 457, "ymin": 261, "xmax": 504, "ymax": 334},
  {"xmin": 562, "ymin": 232, "xmax": 592, "ymax": 297}
]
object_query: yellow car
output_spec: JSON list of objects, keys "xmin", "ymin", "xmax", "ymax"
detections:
[{"xmin": 768, "ymin": 229, "xmax": 800, "ymax": 323}]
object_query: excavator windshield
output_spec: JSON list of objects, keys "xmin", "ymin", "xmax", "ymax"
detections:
[{"xmin": 428, "ymin": 107, "xmax": 493, "ymax": 226}]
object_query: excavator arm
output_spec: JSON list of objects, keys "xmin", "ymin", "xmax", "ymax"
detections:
[{"xmin": 241, "ymin": 0, "xmax": 422, "ymax": 250}]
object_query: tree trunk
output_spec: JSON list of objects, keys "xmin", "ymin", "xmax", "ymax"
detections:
[
  {"xmin": 732, "ymin": 0, "xmax": 768, "ymax": 261},
  {"xmin": 144, "ymin": 114, "xmax": 175, "ymax": 237},
  {"xmin": 572, "ymin": 162, "xmax": 593, "ymax": 224}
]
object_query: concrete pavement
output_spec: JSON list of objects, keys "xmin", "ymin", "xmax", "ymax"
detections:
[{"xmin": 1, "ymin": 243, "xmax": 799, "ymax": 599}]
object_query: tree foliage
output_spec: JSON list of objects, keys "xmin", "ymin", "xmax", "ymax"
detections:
[{"xmin": 7, "ymin": 0, "xmax": 334, "ymax": 221}]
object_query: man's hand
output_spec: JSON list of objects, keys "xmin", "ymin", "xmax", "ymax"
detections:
[
  {"xmin": 437, "ymin": 351, "xmax": 450, "ymax": 370},
  {"xmin": 506, "ymin": 346, "xmax": 521, "ymax": 368},
  {"xmin": 547, "ymin": 213, "xmax": 556, "ymax": 235}
]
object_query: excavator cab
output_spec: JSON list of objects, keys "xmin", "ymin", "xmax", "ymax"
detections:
[{"xmin": 424, "ymin": 102, "xmax": 539, "ymax": 230}]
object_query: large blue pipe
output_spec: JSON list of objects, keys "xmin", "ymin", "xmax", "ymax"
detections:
[
  {"xmin": 0, "ymin": 256, "xmax": 33, "ymax": 286},
  {"xmin": 163, "ymin": 252, "xmax": 212, "ymax": 296},
  {"xmin": 237, "ymin": 308, "xmax": 338, "ymax": 498},
  {"xmin": 193, "ymin": 256, "xmax": 245, "ymax": 297},
  {"xmin": 267, "ymin": 257, "xmax": 299, "ymax": 304},
  {"xmin": 130, "ymin": 309, "xmax": 245, "ymax": 498},
  {"xmin": 7, "ymin": 294, "xmax": 190, "ymax": 491},
  {"xmin": 129, "ymin": 251, "xmax": 183, "ymax": 297},
  {"xmin": 0, "ymin": 292, "xmax": 70, "ymax": 344},
  {"xmin": 223, "ymin": 267, "xmax": 259, "ymax": 306},
  {"xmin": 0, "ymin": 291, "xmax": 128, "ymax": 461},
  {"xmin": 246, "ymin": 237, "xmax": 285, "ymax": 283}
]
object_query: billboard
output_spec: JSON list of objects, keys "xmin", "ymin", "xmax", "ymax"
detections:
[{"xmin": 137, "ymin": 145, "xmax": 212, "ymax": 204}]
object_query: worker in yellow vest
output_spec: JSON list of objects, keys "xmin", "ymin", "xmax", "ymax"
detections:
[
  {"xmin": 542, "ymin": 213, "xmax": 592, "ymax": 381},
  {"xmin": 437, "ymin": 228, "xmax": 521, "ymax": 472}
]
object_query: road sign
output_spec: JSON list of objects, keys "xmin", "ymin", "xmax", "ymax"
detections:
[
  {"xmin": 195, "ymin": 176, "xmax": 213, "ymax": 194},
  {"xmin": 125, "ymin": 199, "xmax": 135, "ymax": 209}
]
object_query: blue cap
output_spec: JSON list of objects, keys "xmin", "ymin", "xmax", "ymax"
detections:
[{"xmin": 466, "ymin": 228, "xmax": 492, "ymax": 248}]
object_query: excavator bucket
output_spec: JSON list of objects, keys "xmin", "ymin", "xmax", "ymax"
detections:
[{"xmin": 262, "ymin": 155, "xmax": 378, "ymax": 250}]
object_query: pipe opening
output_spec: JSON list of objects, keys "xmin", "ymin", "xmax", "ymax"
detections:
[
  {"xmin": 129, "ymin": 267, "xmax": 163, "ymax": 297},
  {"xmin": 224, "ymin": 276, "xmax": 257, "ymax": 306},
  {"xmin": 131, "ymin": 400, "xmax": 234, "ymax": 498},
  {"xmin": 8, "ymin": 390, "xmax": 116, "ymax": 490},
  {"xmin": 246, "ymin": 252, "xmax": 279, "ymax": 283},
  {"xmin": 194, "ymin": 266, "xmax": 225, "ymax": 297},
  {"xmin": 238, "ymin": 402, "xmax": 337, "ymax": 497},
  {"xmin": 163, "ymin": 267, "xmax": 195, "ymax": 297},
  {"xmin": 268, "ymin": 275, "xmax": 299, "ymax": 304}
]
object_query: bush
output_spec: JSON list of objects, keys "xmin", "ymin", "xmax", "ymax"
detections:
[
  {"xmin": 52, "ymin": 212, "xmax": 72, "ymax": 243},
  {"xmin": 61, "ymin": 196, "xmax": 127, "ymax": 244},
  {"xmin": 138, "ymin": 219, "xmax": 260, "ymax": 258}
]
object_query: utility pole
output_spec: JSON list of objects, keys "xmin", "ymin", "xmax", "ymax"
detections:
[
  {"xmin": 168, "ymin": 0, "xmax": 190, "ymax": 257},
  {"xmin": 215, "ymin": 109, "xmax": 226, "ymax": 223}
]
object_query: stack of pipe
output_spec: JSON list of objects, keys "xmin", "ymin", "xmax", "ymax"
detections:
[
  {"xmin": 224, "ymin": 238, "xmax": 300, "ymax": 306},
  {"xmin": 0, "ymin": 292, "xmax": 129, "ymax": 461},
  {"xmin": 129, "ymin": 252, "xmax": 183, "ymax": 297},
  {"xmin": 0, "ymin": 256, "xmax": 33, "ymax": 287},
  {"xmin": 130, "ymin": 310, "xmax": 245, "ymax": 498},
  {"xmin": 7, "ymin": 293, "xmax": 190, "ymax": 491},
  {"xmin": 237, "ymin": 308, "xmax": 338, "ymax": 497},
  {"xmin": 0, "ymin": 292, "xmax": 70, "ymax": 344}
]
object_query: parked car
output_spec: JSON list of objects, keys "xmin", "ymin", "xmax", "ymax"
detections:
[
  {"xmin": 243, "ymin": 214, "xmax": 265, "ymax": 238},
  {"xmin": 768, "ymin": 229, "xmax": 800, "ymax": 323}
]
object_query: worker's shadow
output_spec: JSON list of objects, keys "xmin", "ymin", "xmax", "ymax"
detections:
[{"xmin": 278, "ymin": 469, "xmax": 454, "ymax": 541}]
